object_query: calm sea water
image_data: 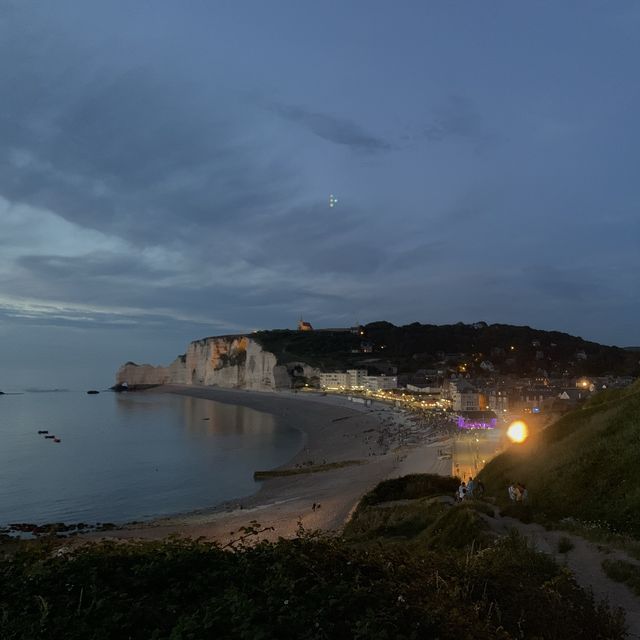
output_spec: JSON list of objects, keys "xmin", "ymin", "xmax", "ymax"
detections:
[{"xmin": 0, "ymin": 391, "xmax": 304, "ymax": 526}]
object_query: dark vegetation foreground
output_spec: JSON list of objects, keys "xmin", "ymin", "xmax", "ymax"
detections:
[{"xmin": 0, "ymin": 474, "xmax": 625, "ymax": 639}]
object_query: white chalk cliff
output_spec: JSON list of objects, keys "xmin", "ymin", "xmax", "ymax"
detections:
[{"xmin": 116, "ymin": 335, "xmax": 318, "ymax": 391}]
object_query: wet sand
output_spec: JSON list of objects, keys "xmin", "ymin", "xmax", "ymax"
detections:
[{"xmin": 95, "ymin": 385, "xmax": 452, "ymax": 544}]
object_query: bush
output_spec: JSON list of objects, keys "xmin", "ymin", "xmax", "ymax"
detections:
[
  {"xmin": 359, "ymin": 473, "xmax": 459, "ymax": 506},
  {"xmin": 602, "ymin": 558, "xmax": 640, "ymax": 597},
  {"xmin": 0, "ymin": 537, "xmax": 504, "ymax": 640},
  {"xmin": 558, "ymin": 536, "xmax": 575, "ymax": 554},
  {"xmin": 467, "ymin": 531, "xmax": 625, "ymax": 639},
  {"xmin": 0, "ymin": 533, "xmax": 626, "ymax": 640}
]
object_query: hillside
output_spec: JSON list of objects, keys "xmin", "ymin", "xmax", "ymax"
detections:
[
  {"xmin": 0, "ymin": 477, "xmax": 625, "ymax": 639},
  {"xmin": 254, "ymin": 321, "xmax": 638, "ymax": 376},
  {"xmin": 479, "ymin": 380, "xmax": 640, "ymax": 536}
]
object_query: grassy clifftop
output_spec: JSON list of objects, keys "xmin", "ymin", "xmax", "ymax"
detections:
[{"xmin": 479, "ymin": 380, "xmax": 640, "ymax": 536}]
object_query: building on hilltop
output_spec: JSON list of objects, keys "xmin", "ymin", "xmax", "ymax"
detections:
[{"xmin": 298, "ymin": 318, "xmax": 313, "ymax": 331}]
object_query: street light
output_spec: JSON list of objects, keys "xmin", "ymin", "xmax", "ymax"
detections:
[{"xmin": 507, "ymin": 420, "xmax": 529, "ymax": 444}]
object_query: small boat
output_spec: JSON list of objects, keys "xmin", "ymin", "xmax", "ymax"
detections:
[
  {"xmin": 53, "ymin": 438, "xmax": 61, "ymax": 443},
  {"xmin": 44, "ymin": 435, "xmax": 55, "ymax": 439},
  {"xmin": 87, "ymin": 390, "xmax": 100, "ymax": 395},
  {"xmin": 37, "ymin": 430, "xmax": 49, "ymax": 434}
]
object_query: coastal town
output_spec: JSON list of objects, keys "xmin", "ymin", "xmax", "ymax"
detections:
[{"xmin": 294, "ymin": 317, "xmax": 636, "ymax": 422}]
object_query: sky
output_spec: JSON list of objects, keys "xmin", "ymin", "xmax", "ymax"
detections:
[{"xmin": 1, "ymin": 1, "xmax": 639, "ymax": 389}]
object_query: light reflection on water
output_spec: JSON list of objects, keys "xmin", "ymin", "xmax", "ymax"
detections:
[{"xmin": 0, "ymin": 392, "xmax": 303, "ymax": 526}]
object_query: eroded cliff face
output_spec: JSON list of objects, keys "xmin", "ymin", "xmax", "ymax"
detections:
[{"xmin": 116, "ymin": 336, "xmax": 318, "ymax": 391}]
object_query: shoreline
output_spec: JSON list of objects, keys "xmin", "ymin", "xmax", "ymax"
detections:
[{"xmin": 92, "ymin": 384, "xmax": 453, "ymax": 543}]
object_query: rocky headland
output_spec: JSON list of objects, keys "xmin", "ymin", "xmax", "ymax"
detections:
[{"xmin": 116, "ymin": 335, "xmax": 318, "ymax": 391}]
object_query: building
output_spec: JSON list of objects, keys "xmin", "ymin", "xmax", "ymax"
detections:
[
  {"xmin": 318, "ymin": 369, "xmax": 397, "ymax": 391},
  {"xmin": 346, "ymin": 369, "xmax": 367, "ymax": 389},
  {"xmin": 363, "ymin": 375, "xmax": 397, "ymax": 391},
  {"xmin": 298, "ymin": 318, "xmax": 313, "ymax": 331},
  {"xmin": 318, "ymin": 372, "xmax": 349, "ymax": 389},
  {"xmin": 453, "ymin": 391, "xmax": 481, "ymax": 412},
  {"xmin": 406, "ymin": 384, "xmax": 441, "ymax": 394},
  {"xmin": 447, "ymin": 379, "xmax": 481, "ymax": 412},
  {"xmin": 487, "ymin": 389, "xmax": 509, "ymax": 413}
]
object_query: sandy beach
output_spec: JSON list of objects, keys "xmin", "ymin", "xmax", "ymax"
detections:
[{"xmin": 99, "ymin": 385, "xmax": 452, "ymax": 544}]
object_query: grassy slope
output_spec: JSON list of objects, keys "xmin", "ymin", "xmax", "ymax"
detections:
[
  {"xmin": 479, "ymin": 381, "xmax": 640, "ymax": 536},
  {"xmin": 1, "ymin": 478, "xmax": 625, "ymax": 640}
]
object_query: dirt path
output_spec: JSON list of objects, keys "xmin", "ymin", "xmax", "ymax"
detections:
[{"xmin": 486, "ymin": 512, "xmax": 640, "ymax": 639}]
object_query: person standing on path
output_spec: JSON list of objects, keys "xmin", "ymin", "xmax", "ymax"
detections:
[{"xmin": 467, "ymin": 477, "xmax": 475, "ymax": 499}]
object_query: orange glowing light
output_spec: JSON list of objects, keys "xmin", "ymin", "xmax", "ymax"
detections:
[{"xmin": 507, "ymin": 420, "xmax": 529, "ymax": 444}]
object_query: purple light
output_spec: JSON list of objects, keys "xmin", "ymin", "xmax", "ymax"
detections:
[{"xmin": 457, "ymin": 416, "xmax": 497, "ymax": 429}]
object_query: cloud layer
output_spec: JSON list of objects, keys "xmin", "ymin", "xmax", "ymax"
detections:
[{"xmin": 1, "ymin": 2, "xmax": 639, "ymax": 386}]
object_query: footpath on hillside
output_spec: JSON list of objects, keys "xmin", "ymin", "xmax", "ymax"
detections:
[{"xmin": 479, "ymin": 506, "xmax": 640, "ymax": 639}]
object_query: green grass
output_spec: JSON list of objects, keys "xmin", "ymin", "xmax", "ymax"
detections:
[
  {"xmin": 345, "ymin": 475, "xmax": 493, "ymax": 549},
  {"xmin": 344, "ymin": 497, "xmax": 447, "ymax": 542},
  {"xmin": 253, "ymin": 460, "xmax": 366, "ymax": 479},
  {"xmin": 556, "ymin": 519, "xmax": 640, "ymax": 561},
  {"xmin": 602, "ymin": 558, "xmax": 640, "ymax": 597},
  {"xmin": 478, "ymin": 380, "xmax": 640, "ymax": 536},
  {"xmin": 417, "ymin": 502, "xmax": 493, "ymax": 551}
]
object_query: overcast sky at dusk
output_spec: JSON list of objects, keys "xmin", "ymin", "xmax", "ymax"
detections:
[{"xmin": 1, "ymin": 1, "xmax": 639, "ymax": 389}]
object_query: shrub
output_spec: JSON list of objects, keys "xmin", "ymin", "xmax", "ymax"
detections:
[
  {"xmin": 0, "ymin": 534, "xmax": 626, "ymax": 640},
  {"xmin": 558, "ymin": 536, "xmax": 575, "ymax": 554},
  {"xmin": 467, "ymin": 531, "xmax": 625, "ymax": 639},
  {"xmin": 602, "ymin": 558, "xmax": 640, "ymax": 597},
  {"xmin": 359, "ymin": 473, "xmax": 459, "ymax": 506}
]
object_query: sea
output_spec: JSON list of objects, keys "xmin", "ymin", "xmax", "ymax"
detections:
[{"xmin": 0, "ymin": 391, "xmax": 304, "ymax": 527}]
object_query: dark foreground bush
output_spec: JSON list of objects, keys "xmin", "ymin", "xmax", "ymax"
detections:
[
  {"xmin": 0, "ymin": 532, "xmax": 625, "ymax": 640},
  {"xmin": 468, "ymin": 531, "xmax": 625, "ymax": 639},
  {"xmin": 359, "ymin": 473, "xmax": 459, "ymax": 506}
]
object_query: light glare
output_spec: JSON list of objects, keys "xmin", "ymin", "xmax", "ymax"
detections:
[{"xmin": 507, "ymin": 420, "xmax": 528, "ymax": 444}]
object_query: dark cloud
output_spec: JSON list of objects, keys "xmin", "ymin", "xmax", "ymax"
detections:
[
  {"xmin": 272, "ymin": 104, "xmax": 392, "ymax": 152},
  {"xmin": 399, "ymin": 96, "xmax": 497, "ymax": 150},
  {"xmin": 0, "ymin": 28, "xmax": 294, "ymax": 245},
  {"xmin": 17, "ymin": 253, "xmax": 174, "ymax": 280}
]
